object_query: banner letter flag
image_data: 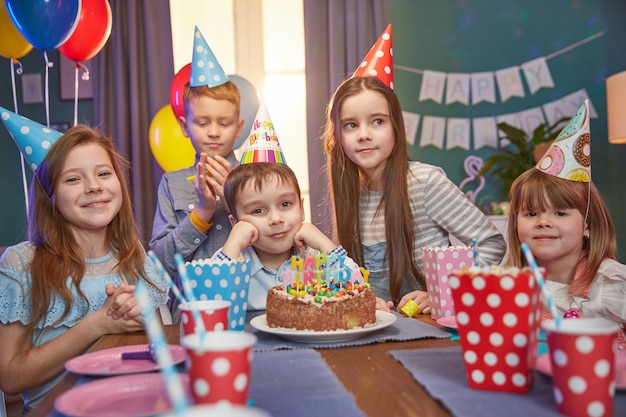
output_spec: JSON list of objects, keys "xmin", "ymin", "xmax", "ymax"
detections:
[
  {"xmin": 519, "ymin": 107, "xmax": 546, "ymax": 137},
  {"xmin": 446, "ymin": 118, "xmax": 471, "ymax": 150},
  {"xmin": 562, "ymin": 89, "xmax": 597, "ymax": 119},
  {"xmin": 445, "ymin": 73, "xmax": 470, "ymax": 105},
  {"xmin": 471, "ymin": 72, "xmax": 496, "ymax": 104},
  {"xmin": 402, "ymin": 111, "xmax": 420, "ymax": 146},
  {"xmin": 495, "ymin": 66, "xmax": 525, "ymax": 102},
  {"xmin": 419, "ymin": 70, "xmax": 446, "ymax": 104},
  {"xmin": 472, "ymin": 117, "xmax": 499, "ymax": 149},
  {"xmin": 419, "ymin": 116, "xmax": 446, "ymax": 149},
  {"xmin": 521, "ymin": 57, "xmax": 554, "ymax": 94}
]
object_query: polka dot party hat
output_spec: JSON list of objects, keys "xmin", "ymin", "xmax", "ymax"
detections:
[
  {"xmin": 190, "ymin": 26, "xmax": 229, "ymax": 88},
  {"xmin": 352, "ymin": 23, "xmax": 394, "ymax": 90},
  {"xmin": 0, "ymin": 106, "xmax": 62, "ymax": 171},
  {"xmin": 535, "ymin": 100, "xmax": 591, "ymax": 183},
  {"xmin": 239, "ymin": 100, "xmax": 286, "ymax": 164}
]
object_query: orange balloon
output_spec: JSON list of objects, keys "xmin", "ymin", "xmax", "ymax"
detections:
[
  {"xmin": 149, "ymin": 105, "xmax": 195, "ymax": 172},
  {"xmin": 0, "ymin": 2, "xmax": 33, "ymax": 59}
]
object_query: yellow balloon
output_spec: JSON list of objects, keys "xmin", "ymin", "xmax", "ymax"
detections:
[
  {"xmin": 0, "ymin": 2, "xmax": 33, "ymax": 59},
  {"xmin": 149, "ymin": 105, "xmax": 195, "ymax": 172}
]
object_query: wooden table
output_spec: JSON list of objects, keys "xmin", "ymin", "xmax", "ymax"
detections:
[{"xmin": 27, "ymin": 317, "xmax": 458, "ymax": 417}]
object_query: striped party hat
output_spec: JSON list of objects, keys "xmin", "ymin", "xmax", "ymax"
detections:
[
  {"xmin": 0, "ymin": 106, "xmax": 62, "ymax": 171},
  {"xmin": 190, "ymin": 26, "xmax": 229, "ymax": 88},
  {"xmin": 239, "ymin": 100, "xmax": 286, "ymax": 164}
]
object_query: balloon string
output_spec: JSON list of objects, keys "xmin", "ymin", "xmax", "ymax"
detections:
[
  {"xmin": 10, "ymin": 59, "xmax": 30, "ymax": 220},
  {"xmin": 73, "ymin": 64, "xmax": 79, "ymax": 126},
  {"xmin": 43, "ymin": 51, "xmax": 52, "ymax": 127}
]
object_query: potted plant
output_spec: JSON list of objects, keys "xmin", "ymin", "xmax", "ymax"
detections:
[{"xmin": 479, "ymin": 117, "xmax": 569, "ymax": 201}]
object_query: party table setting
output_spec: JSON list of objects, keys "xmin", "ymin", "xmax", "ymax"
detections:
[{"xmin": 24, "ymin": 244, "xmax": 626, "ymax": 417}]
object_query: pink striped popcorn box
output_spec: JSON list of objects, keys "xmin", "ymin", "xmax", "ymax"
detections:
[{"xmin": 421, "ymin": 246, "xmax": 473, "ymax": 319}]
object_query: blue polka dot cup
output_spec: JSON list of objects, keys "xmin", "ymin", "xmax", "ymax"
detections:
[
  {"xmin": 182, "ymin": 331, "xmax": 257, "ymax": 406},
  {"xmin": 448, "ymin": 266, "xmax": 542, "ymax": 393},
  {"xmin": 185, "ymin": 259, "xmax": 252, "ymax": 331},
  {"xmin": 542, "ymin": 318, "xmax": 620, "ymax": 417}
]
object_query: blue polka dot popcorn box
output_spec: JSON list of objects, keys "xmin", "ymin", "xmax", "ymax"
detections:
[
  {"xmin": 185, "ymin": 259, "xmax": 252, "ymax": 331},
  {"xmin": 421, "ymin": 246, "xmax": 473, "ymax": 320},
  {"xmin": 448, "ymin": 266, "xmax": 542, "ymax": 393}
]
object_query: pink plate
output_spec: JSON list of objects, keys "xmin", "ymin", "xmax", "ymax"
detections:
[
  {"xmin": 55, "ymin": 373, "xmax": 191, "ymax": 417},
  {"xmin": 65, "ymin": 344, "xmax": 187, "ymax": 376},
  {"xmin": 436, "ymin": 315, "xmax": 458, "ymax": 329},
  {"xmin": 536, "ymin": 350, "xmax": 626, "ymax": 390}
]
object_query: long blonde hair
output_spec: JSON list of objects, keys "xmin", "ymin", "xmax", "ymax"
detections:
[
  {"xmin": 322, "ymin": 76, "xmax": 424, "ymax": 303},
  {"xmin": 507, "ymin": 168, "xmax": 616, "ymax": 292},
  {"xmin": 28, "ymin": 125, "xmax": 153, "ymax": 333}
]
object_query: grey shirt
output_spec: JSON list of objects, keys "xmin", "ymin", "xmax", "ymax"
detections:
[{"xmin": 149, "ymin": 152, "xmax": 238, "ymax": 317}]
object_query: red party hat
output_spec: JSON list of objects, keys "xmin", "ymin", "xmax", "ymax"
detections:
[{"xmin": 352, "ymin": 24, "xmax": 393, "ymax": 90}]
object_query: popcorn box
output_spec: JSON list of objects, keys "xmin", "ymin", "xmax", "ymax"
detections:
[
  {"xmin": 185, "ymin": 259, "xmax": 252, "ymax": 331},
  {"xmin": 448, "ymin": 266, "xmax": 542, "ymax": 393},
  {"xmin": 421, "ymin": 246, "xmax": 473, "ymax": 319}
]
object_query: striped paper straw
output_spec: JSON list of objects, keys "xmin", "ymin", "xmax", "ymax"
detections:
[
  {"xmin": 135, "ymin": 283, "xmax": 188, "ymax": 415},
  {"xmin": 148, "ymin": 250, "xmax": 186, "ymax": 306},
  {"xmin": 471, "ymin": 238, "xmax": 479, "ymax": 267},
  {"xmin": 521, "ymin": 243, "xmax": 561, "ymax": 327},
  {"xmin": 175, "ymin": 253, "xmax": 206, "ymax": 339}
]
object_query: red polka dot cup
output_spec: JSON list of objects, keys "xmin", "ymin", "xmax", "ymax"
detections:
[
  {"xmin": 542, "ymin": 318, "xmax": 620, "ymax": 417},
  {"xmin": 182, "ymin": 331, "xmax": 257, "ymax": 405},
  {"xmin": 449, "ymin": 266, "xmax": 542, "ymax": 393},
  {"xmin": 179, "ymin": 300, "xmax": 231, "ymax": 339}
]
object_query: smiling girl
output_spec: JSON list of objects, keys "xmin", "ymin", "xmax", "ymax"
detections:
[{"xmin": 0, "ymin": 125, "xmax": 168, "ymax": 411}]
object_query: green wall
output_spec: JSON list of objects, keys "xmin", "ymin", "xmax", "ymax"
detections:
[
  {"xmin": 0, "ymin": 49, "xmax": 93, "ymax": 246},
  {"xmin": 391, "ymin": 0, "xmax": 626, "ymax": 261}
]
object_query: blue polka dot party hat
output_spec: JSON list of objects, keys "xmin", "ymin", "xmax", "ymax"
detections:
[
  {"xmin": 190, "ymin": 26, "xmax": 229, "ymax": 88},
  {"xmin": 535, "ymin": 99, "xmax": 591, "ymax": 183},
  {"xmin": 0, "ymin": 106, "xmax": 62, "ymax": 171},
  {"xmin": 239, "ymin": 100, "xmax": 286, "ymax": 164}
]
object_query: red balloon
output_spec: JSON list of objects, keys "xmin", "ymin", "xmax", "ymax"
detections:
[
  {"xmin": 58, "ymin": 0, "xmax": 112, "ymax": 62},
  {"xmin": 170, "ymin": 63, "xmax": 191, "ymax": 120}
]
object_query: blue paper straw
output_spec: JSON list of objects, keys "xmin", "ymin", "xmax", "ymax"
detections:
[
  {"xmin": 148, "ymin": 250, "xmax": 187, "ymax": 306},
  {"xmin": 135, "ymin": 283, "xmax": 188, "ymax": 415},
  {"xmin": 520, "ymin": 243, "xmax": 561, "ymax": 327},
  {"xmin": 471, "ymin": 238, "xmax": 479, "ymax": 267},
  {"xmin": 175, "ymin": 253, "xmax": 206, "ymax": 340}
]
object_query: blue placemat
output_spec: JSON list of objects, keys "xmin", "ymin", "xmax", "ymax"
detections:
[
  {"xmin": 48, "ymin": 349, "xmax": 365, "ymax": 417},
  {"xmin": 246, "ymin": 310, "xmax": 451, "ymax": 351},
  {"xmin": 389, "ymin": 346, "xmax": 626, "ymax": 417},
  {"xmin": 250, "ymin": 349, "xmax": 366, "ymax": 417}
]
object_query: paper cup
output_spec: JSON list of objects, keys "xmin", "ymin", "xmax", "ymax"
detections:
[
  {"xmin": 542, "ymin": 318, "xmax": 620, "ymax": 417},
  {"xmin": 449, "ymin": 266, "xmax": 542, "ymax": 393},
  {"xmin": 178, "ymin": 300, "xmax": 231, "ymax": 338},
  {"xmin": 182, "ymin": 331, "xmax": 257, "ymax": 406},
  {"xmin": 186, "ymin": 259, "xmax": 252, "ymax": 330},
  {"xmin": 422, "ymin": 246, "xmax": 473, "ymax": 319}
]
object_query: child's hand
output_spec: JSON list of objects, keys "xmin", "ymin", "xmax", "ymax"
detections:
[
  {"xmin": 222, "ymin": 221, "xmax": 258, "ymax": 259},
  {"xmin": 105, "ymin": 283, "xmax": 141, "ymax": 320},
  {"xmin": 396, "ymin": 290, "xmax": 430, "ymax": 315},
  {"xmin": 194, "ymin": 153, "xmax": 218, "ymax": 220},
  {"xmin": 293, "ymin": 222, "xmax": 335, "ymax": 253},
  {"xmin": 375, "ymin": 297, "xmax": 394, "ymax": 312},
  {"xmin": 205, "ymin": 154, "xmax": 233, "ymax": 210}
]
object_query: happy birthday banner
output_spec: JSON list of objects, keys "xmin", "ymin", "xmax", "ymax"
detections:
[
  {"xmin": 396, "ymin": 30, "xmax": 606, "ymax": 105},
  {"xmin": 402, "ymin": 88, "xmax": 597, "ymax": 150},
  {"xmin": 397, "ymin": 30, "xmax": 605, "ymax": 151}
]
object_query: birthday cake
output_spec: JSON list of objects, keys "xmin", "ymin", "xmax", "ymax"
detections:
[
  {"xmin": 266, "ymin": 254, "xmax": 376, "ymax": 331},
  {"xmin": 266, "ymin": 282, "xmax": 376, "ymax": 331}
]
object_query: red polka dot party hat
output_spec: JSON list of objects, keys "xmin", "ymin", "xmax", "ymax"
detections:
[{"xmin": 352, "ymin": 23, "xmax": 393, "ymax": 90}]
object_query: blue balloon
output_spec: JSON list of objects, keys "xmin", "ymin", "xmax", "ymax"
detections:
[{"xmin": 5, "ymin": 0, "xmax": 80, "ymax": 51}]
